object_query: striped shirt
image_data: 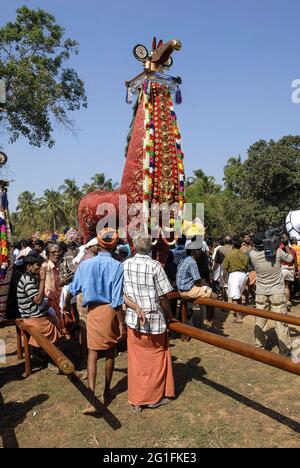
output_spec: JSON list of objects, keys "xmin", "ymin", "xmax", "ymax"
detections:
[
  {"xmin": 17, "ymin": 273, "xmax": 44, "ymax": 319},
  {"xmin": 123, "ymin": 254, "xmax": 173, "ymax": 334}
]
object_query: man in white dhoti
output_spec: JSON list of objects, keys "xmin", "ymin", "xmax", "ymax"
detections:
[{"xmin": 222, "ymin": 237, "xmax": 249, "ymax": 323}]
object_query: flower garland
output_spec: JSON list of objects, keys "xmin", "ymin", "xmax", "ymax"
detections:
[
  {"xmin": 169, "ymin": 99, "xmax": 185, "ymax": 209},
  {"xmin": 0, "ymin": 213, "xmax": 9, "ymax": 280},
  {"xmin": 143, "ymin": 85, "xmax": 155, "ymax": 228},
  {"xmin": 143, "ymin": 81, "xmax": 185, "ymax": 224}
]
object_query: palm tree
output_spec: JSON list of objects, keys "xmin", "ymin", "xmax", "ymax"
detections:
[
  {"xmin": 190, "ymin": 169, "xmax": 221, "ymax": 195},
  {"xmin": 82, "ymin": 173, "xmax": 120, "ymax": 194},
  {"xmin": 38, "ymin": 189, "xmax": 67, "ymax": 231},
  {"xmin": 16, "ymin": 191, "xmax": 38, "ymax": 227},
  {"xmin": 59, "ymin": 178, "xmax": 82, "ymax": 226},
  {"xmin": 81, "ymin": 182, "xmax": 94, "ymax": 195}
]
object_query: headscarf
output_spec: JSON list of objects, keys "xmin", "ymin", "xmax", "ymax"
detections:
[{"xmin": 97, "ymin": 228, "xmax": 119, "ymax": 250}]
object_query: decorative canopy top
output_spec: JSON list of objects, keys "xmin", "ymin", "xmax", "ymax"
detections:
[
  {"xmin": 132, "ymin": 38, "xmax": 182, "ymax": 73},
  {"xmin": 126, "ymin": 38, "xmax": 182, "ymax": 95}
]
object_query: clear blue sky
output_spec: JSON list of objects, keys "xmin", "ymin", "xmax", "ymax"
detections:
[{"xmin": 2, "ymin": 0, "xmax": 300, "ymax": 210}]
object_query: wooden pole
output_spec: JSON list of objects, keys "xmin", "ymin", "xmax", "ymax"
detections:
[
  {"xmin": 166, "ymin": 292, "xmax": 300, "ymax": 327},
  {"xmin": 16, "ymin": 325, "xmax": 23, "ymax": 360},
  {"xmin": 23, "ymin": 330, "xmax": 31, "ymax": 377},
  {"xmin": 196, "ymin": 297, "xmax": 300, "ymax": 327},
  {"xmin": 180, "ymin": 301, "xmax": 190, "ymax": 342},
  {"xmin": 16, "ymin": 319, "xmax": 74, "ymax": 375},
  {"xmin": 169, "ymin": 322, "xmax": 300, "ymax": 376}
]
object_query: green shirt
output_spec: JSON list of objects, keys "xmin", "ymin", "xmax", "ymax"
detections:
[{"xmin": 222, "ymin": 249, "xmax": 249, "ymax": 273}]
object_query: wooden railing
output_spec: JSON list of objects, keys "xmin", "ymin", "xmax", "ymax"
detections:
[
  {"xmin": 166, "ymin": 292, "xmax": 300, "ymax": 327},
  {"xmin": 15, "ymin": 319, "xmax": 74, "ymax": 377},
  {"xmin": 167, "ymin": 292, "xmax": 300, "ymax": 376},
  {"xmin": 2, "ymin": 292, "xmax": 300, "ymax": 379}
]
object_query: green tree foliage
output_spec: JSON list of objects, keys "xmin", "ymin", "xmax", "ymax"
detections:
[
  {"xmin": 59, "ymin": 178, "xmax": 82, "ymax": 226},
  {"xmin": 187, "ymin": 136, "xmax": 300, "ymax": 237},
  {"xmin": 82, "ymin": 173, "xmax": 120, "ymax": 194},
  {"xmin": 11, "ymin": 173, "xmax": 120, "ymax": 238},
  {"xmin": 0, "ymin": 6, "xmax": 87, "ymax": 147},
  {"xmin": 38, "ymin": 189, "xmax": 66, "ymax": 231},
  {"xmin": 11, "ymin": 136, "xmax": 300, "ymax": 240}
]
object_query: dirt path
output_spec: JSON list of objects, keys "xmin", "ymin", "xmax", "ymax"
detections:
[{"xmin": 1, "ymin": 306, "xmax": 300, "ymax": 448}]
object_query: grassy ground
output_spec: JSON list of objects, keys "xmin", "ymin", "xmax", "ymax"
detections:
[{"xmin": 1, "ymin": 305, "xmax": 300, "ymax": 448}]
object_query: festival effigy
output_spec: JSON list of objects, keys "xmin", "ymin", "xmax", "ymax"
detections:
[{"xmin": 78, "ymin": 38, "xmax": 189, "ymax": 246}]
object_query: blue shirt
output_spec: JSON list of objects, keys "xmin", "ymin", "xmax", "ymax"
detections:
[
  {"xmin": 69, "ymin": 252, "xmax": 124, "ymax": 308},
  {"xmin": 176, "ymin": 256, "xmax": 201, "ymax": 291}
]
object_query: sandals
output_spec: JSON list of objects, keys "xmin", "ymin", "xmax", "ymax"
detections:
[
  {"xmin": 147, "ymin": 398, "xmax": 172, "ymax": 409},
  {"xmin": 131, "ymin": 405, "xmax": 142, "ymax": 415}
]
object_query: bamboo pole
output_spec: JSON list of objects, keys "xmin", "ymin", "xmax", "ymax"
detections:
[
  {"xmin": 180, "ymin": 301, "xmax": 190, "ymax": 342},
  {"xmin": 23, "ymin": 330, "xmax": 31, "ymax": 377},
  {"xmin": 16, "ymin": 319, "xmax": 74, "ymax": 375},
  {"xmin": 196, "ymin": 297, "xmax": 300, "ymax": 327},
  {"xmin": 16, "ymin": 325, "xmax": 23, "ymax": 360},
  {"xmin": 169, "ymin": 321, "xmax": 300, "ymax": 376},
  {"xmin": 166, "ymin": 292, "xmax": 300, "ymax": 327}
]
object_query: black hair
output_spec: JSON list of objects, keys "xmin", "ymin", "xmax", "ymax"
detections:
[
  {"xmin": 13, "ymin": 241, "xmax": 21, "ymax": 250},
  {"xmin": 232, "ymin": 235, "xmax": 242, "ymax": 249},
  {"xmin": 177, "ymin": 235, "xmax": 186, "ymax": 246},
  {"xmin": 20, "ymin": 239, "xmax": 29, "ymax": 248},
  {"xmin": 34, "ymin": 239, "xmax": 45, "ymax": 248},
  {"xmin": 224, "ymin": 236, "xmax": 232, "ymax": 245},
  {"xmin": 25, "ymin": 254, "xmax": 44, "ymax": 267},
  {"xmin": 57, "ymin": 241, "xmax": 68, "ymax": 253}
]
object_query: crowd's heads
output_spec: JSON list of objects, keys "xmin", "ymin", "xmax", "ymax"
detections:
[
  {"xmin": 252, "ymin": 232, "xmax": 266, "ymax": 250},
  {"xmin": 57, "ymin": 241, "xmax": 68, "ymax": 254},
  {"xmin": 290, "ymin": 237, "xmax": 298, "ymax": 245},
  {"xmin": 85, "ymin": 237, "xmax": 99, "ymax": 254},
  {"xmin": 20, "ymin": 239, "xmax": 32, "ymax": 249},
  {"xmin": 232, "ymin": 235, "xmax": 242, "ymax": 250},
  {"xmin": 33, "ymin": 239, "xmax": 45, "ymax": 254},
  {"xmin": 97, "ymin": 228, "xmax": 119, "ymax": 251},
  {"xmin": 45, "ymin": 243, "xmax": 61, "ymax": 263},
  {"xmin": 218, "ymin": 237, "xmax": 225, "ymax": 246},
  {"xmin": 224, "ymin": 236, "xmax": 232, "ymax": 245},
  {"xmin": 133, "ymin": 235, "xmax": 152, "ymax": 255},
  {"xmin": 242, "ymin": 232, "xmax": 251, "ymax": 245},
  {"xmin": 281, "ymin": 233, "xmax": 289, "ymax": 246},
  {"xmin": 185, "ymin": 236, "xmax": 203, "ymax": 258},
  {"xmin": 25, "ymin": 254, "xmax": 44, "ymax": 275}
]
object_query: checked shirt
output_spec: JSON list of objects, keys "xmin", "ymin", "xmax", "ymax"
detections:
[{"xmin": 123, "ymin": 254, "xmax": 173, "ymax": 334}]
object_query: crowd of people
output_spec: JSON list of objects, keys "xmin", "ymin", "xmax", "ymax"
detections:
[{"xmin": 9, "ymin": 227, "xmax": 300, "ymax": 414}]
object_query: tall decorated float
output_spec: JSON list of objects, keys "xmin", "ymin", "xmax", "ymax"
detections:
[{"xmin": 78, "ymin": 38, "xmax": 201, "ymax": 252}]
